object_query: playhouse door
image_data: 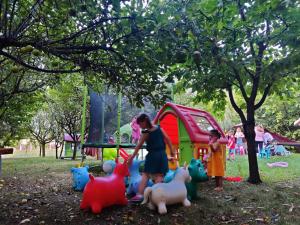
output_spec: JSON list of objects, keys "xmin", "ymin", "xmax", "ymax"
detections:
[{"xmin": 159, "ymin": 113, "xmax": 179, "ymax": 169}]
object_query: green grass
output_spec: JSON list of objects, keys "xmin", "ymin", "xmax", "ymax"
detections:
[
  {"xmin": 2, "ymin": 153, "xmax": 300, "ymax": 183},
  {"xmin": 1, "ymin": 154, "xmax": 300, "ymax": 225},
  {"xmin": 225, "ymin": 154, "xmax": 300, "ymax": 183},
  {"xmin": 1, "ymin": 157, "xmax": 100, "ymax": 177}
]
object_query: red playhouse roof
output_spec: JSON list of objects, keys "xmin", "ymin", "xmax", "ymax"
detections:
[{"xmin": 153, "ymin": 102, "xmax": 227, "ymax": 144}]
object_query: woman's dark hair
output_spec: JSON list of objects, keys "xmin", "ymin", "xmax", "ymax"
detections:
[
  {"xmin": 136, "ymin": 113, "xmax": 153, "ymax": 129},
  {"xmin": 210, "ymin": 129, "xmax": 221, "ymax": 139}
]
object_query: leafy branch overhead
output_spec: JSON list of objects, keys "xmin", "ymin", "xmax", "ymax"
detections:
[
  {"xmin": 0, "ymin": 0, "xmax": 171, "ymax": 107},
  {"xmin": 151, "ymin": 0, "xmax": 299, "ymax": 184}
]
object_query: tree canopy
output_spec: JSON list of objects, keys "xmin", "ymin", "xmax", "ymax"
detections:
[
  {"xmin": 154, "ymin": 0, "xmax": 300, "ymax": 183},
  {"xmin": 0, "ymin": 0, "xmax": 173, "ymax": 107}
]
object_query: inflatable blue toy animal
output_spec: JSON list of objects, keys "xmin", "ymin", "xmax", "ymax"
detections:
[
  {"xmin": 127, "ymin": 160, "xmax": 152, "ymax": 195},
  {"xmin": 71, "ymin": 166, "xmax": 89, "ymax": 191},
  {"xmin": 102, "ymin": 160, "xmax": 116, "ymax": 176}
]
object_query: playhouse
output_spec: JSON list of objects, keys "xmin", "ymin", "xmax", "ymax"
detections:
[{"xmin": 153, "ymin": 103, "xmax": 227, "ymax": 169}]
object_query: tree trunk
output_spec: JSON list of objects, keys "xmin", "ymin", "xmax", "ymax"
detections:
[
  {"xmin": 72, "ymin": 142, "xmax": 77, "ymax": 160},
  {"xmin": 243, "ymin": 108, "xmax": 262, "ymax": 184},
  {"xmin": 55, "ymin": 141, "xmax": 61, "ymax": 159},
  {"xmin": 42, "ymin": 143, "xmax": 46, "ymax": 157},
  {"xmin": 55, "ymin": 145, "xmax": 58, "ymax": 159},
  {"xmin": 39, "ymin": 145, "xmax": 42, "ymax": 156},
  {"xmin": 59, "ymin": 142, "xmax": 64, "ymax": 159}
]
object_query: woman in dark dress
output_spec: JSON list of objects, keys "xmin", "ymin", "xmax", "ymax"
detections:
[{"xmin": 127, "ymin": 113, "xmax": 176, "ymax": 202}]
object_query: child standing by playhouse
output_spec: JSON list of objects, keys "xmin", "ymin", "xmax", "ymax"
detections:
[
  {"xmin": 207, "ymin": 129, "xmax": 225, "ymax": 191},
  {"xmin": 127, "ymin": 113, "xmax": 176, "ymax": 202}
]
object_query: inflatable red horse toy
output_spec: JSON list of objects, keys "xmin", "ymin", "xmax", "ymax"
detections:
[{"xmin": 80, "ymin": 160, "xmax": 129, "ymax": 214}]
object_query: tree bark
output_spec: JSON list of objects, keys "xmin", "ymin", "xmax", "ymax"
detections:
[
  {"xmin": 59, "ymin": 142, "xmax": 64, "ymax": 159},
  {"xmin": 72, "ymin": 142, "xmax": 77, "ymax": 160},
  {"xmin": 243, "ymin": 107, "xmax": 262, "ymax": 184},
  {"xmin": 55, "ymin": 145, "xmax": 58, "ymax": 159},
  {"xmin": 41, "ymin": 143, "xmax": 46, "ymax": 157}
]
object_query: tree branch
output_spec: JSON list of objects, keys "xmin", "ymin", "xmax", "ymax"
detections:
[
  {"xmin": 227, "ymin": 85, "xmax": 246, "ymax": 123},
  {"xmin": 231, "ymin": 65, "xmax": 249, "ymax": 101},
  {"xmin": 237, "ymin": 0, "xmax": 256, "ymax": 60},
  {"xmin": 14, "ymin": 0, "xmax": 44, "ymax": 36},
  {"xmin": 0, "ymin": 50, "xmax": 81, "ymax": 73}
]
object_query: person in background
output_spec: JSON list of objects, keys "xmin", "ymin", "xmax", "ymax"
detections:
[
  {"xmin": 263, "ymin": 130, "xmax": 275, "ymax": 155},
  {"xmin": 234, "ymin": 127, "xmax": 245, "ymax": 155},
  {"xmin": 227, "ymin": 130, "xmax": 236, "ymax": 161},
  {"xmin": 255, "ymin": 125, "xmax": 264, "ymax": 154},
  {"xmin": 130, "ymin": 116, "xmax": 141, "ymax": 144},
  {"xmin": 263, "ymin": 131, "xmax": 274, "ymax": 146}
]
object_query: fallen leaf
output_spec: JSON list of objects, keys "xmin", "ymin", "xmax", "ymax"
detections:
[
  {"xmin": 19, "ymin": 218, "xmax": 31, "ymax": 224},
  {"xmin": 289, "ymin": 203, "xmax": 294, "ymax": 212}
]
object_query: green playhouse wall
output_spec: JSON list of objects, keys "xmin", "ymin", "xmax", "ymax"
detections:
[{"xmin": 178, "ymin": 119, "xmax": 193, "ymax": 165}]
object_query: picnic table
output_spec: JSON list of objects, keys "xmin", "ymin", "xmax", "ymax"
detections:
[{"xmin": 0, "ymin": 148, "xmax": 13, "ymax": 176}]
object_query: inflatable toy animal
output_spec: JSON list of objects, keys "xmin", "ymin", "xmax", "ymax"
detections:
[
  {"xmin": 80, "ymin": 161, "xmax": 129, "ymax": 214},
  {"xmin": 102, "ymin": 160, "xmax": 116, "ymax": 175},
  {"xmin": 127, "ymin": 160, "xmax": 153, "ymax": 195},
  {"xmin": 71, "ymin": 166, "xmax": 89, "ymax": 191},
  {"xmin": 141, "ymin": 167, "xmax": 191, "ymax": 214},
  {"xmin": 187, "ymin": 159, "xmax": 208, "ymax": 200}
]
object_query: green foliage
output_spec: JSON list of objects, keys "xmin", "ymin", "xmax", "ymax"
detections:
[
  {"xmin": 46, "ymin": 74, "xmax": 85, "ymax": 143},
  {"xmin": 0, "ymin": 0, "xmax": 174, "ymax": 108},
  {"xmin": 0, "ymin": 93, "xmax": 43, "ymax": 146},
  {"xmin": 158, "ymin": 0, "xmax": 300, "ymax": 113},
  {"xmin": 256, "ymin": 77, "xmax": 300, "ymax": 140}
]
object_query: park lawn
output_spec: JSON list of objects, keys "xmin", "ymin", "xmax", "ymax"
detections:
[
  {"xmin": 226, "ymin": 153, "xmax": 300, "ymax": 183},
  {"xmin": 0, "ymin": 154, "xmax": 299, "ymax": 225}
]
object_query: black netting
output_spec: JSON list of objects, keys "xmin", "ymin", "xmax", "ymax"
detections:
[{"xmin": 87, "ymin": 89, "xmax": 103, "ymax": 143}]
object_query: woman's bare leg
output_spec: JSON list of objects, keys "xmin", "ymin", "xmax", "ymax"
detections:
[{"xmin": 138, "ymin": 173, "xmax": 149, "ymax": 195}]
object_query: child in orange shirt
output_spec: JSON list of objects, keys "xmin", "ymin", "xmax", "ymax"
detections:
[{"xmin": 207, "ymin": 129, "xmax": 225, "ymax": 191}]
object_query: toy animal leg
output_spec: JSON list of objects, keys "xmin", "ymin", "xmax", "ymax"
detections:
[
  {"xmin": 158, "ymin": 202, "xmax": 167, "ymax": 214},
  {"xmin": 119, "ymin": 197, "xmax": 128, "ymax": 205},
  {"xmin": 80, "ymin": 200, "xmax": 88, "ymax": 210},
  {"xmin": 183, "ymin": 198, "xmax": 191, "ymax": 207},
  {"xmin": 91, "ymin": 203, "xmax": 102, "ymax": 214},
  {"xmin": 147, "ymin": 202, "xmax": 155, "ymax": 210}
]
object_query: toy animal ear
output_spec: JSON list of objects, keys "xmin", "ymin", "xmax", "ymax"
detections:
[
  {"xmin": 71, "ymin": 168, "xmax": 75, "ymax": 172},
  {"xmin": 89, "ymin": 174, "xmax": 94, "ymax": 181},
  {"xmin": 191, "ymin": 158, "xmax": 196, "ymax": 163},
  {"xmin": 183, "ymin": 161, "xmax": 188, "ymax": 169}
]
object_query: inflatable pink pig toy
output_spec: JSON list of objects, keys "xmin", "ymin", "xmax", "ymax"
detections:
[{"xmin": 80, "ymin": 160, "xmax": 129, "ymax": 214}]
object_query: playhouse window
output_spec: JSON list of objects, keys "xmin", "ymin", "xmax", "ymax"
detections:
[{"xmin": 191, "ymin": 115, "xmax": 213, "ymax": 131}]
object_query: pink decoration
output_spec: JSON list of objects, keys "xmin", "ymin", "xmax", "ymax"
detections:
[
  {"xmin": 131, "ymin": 117, "xmax": 141, "ymax": 143},
  {"xmin": 224, "ymin": 176, "xmax": 243, "ymax": 182},
  {"xmin": 80, "ymin": 161, "xmax": 129, "ymax": 214},
  {"xmin": 267, "ymin": 162, "xmax": 288, "ymax": 168}
]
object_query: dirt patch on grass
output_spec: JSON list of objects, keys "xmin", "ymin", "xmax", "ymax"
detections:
[{"xmin": 0, "ymin": 173, "xmax": 299, "ymax": 225}]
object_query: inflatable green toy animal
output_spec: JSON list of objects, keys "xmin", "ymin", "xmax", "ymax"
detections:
[{"xmin": 186, "ymin": 158, "xmax": 208, "ymax": 200}]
